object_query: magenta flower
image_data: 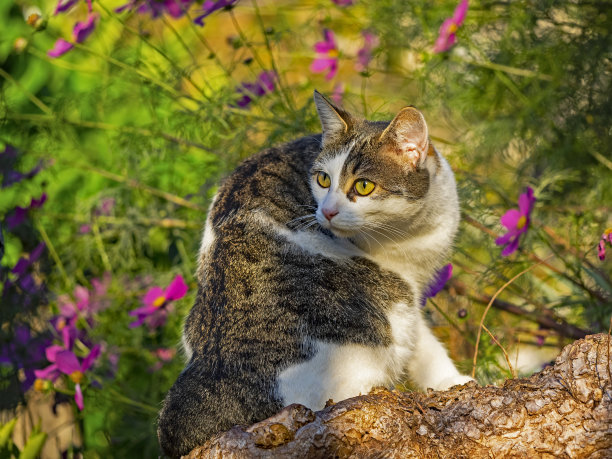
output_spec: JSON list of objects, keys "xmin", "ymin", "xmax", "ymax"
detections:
[
  {"xmin": 421, "ymin": 263, "xmax": 453, "ymax": 307},
  {"xmin": 433, "ymin": 0, "xmax": 468, "ymax": 53},
  {"xmin": 311, "ymin": 29, "xmax": 339, "ymax": 80},
  {"xmin": 36, "ymin": 341, "xmax": 100, "ymax": 410},
  {"xmin": 1, "ymin": 144, "xmax": 43, "ymax": 188},
  {"xmin": 129, "ymin": 274, "xmax": 188, "ymax": 328},
  {"xmin": 48, "ymin": 13, "xmax": 99, "ymax": 58},
  {"xmin": 597, "ymin": 229, "xmax": 612, "ymax": 261},
  {"xmin": 495, "ymin": 187, "xmax": 536, "ymax": 256},
  {"xmin": 194, "ymin": 0, "xmax": 238, "ymax": 26},
  {"xmin": 5, "ymin": 193, "xmax": 47, "ymax": 229},
  {"xmin": 355, "ymin": 30, "xmax": 379, "ymax": 73},
  {"xmin": 235, "ymin": 71, "xmax": 276, "ymax": 108},
  {"xmin": 331, "ymin": 0, "xmax": 354, "ymax": 5}
]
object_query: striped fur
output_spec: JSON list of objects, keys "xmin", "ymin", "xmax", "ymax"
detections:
[{"xmin": 157, "ymin": 93, "xmax": 471, "ymax": 457}]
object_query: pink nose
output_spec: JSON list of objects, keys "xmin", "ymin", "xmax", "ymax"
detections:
[{"xmin": 322, "ymin": 208, "xmax": 339, "ymax": 221}]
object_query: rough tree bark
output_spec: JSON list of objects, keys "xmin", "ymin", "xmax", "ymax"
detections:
[{"xmin": 186, "ymin": 334, "xmax": 612, "ymax": 458}]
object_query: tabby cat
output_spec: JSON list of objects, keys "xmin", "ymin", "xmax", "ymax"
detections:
[{"xmin": 157, "ymin": 91, "xmax": 472, "ymax": 457}]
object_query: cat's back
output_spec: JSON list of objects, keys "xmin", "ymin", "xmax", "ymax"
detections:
[{"xmin": 208, "ymin": 134, "xmax": 323, "ymax": 229}]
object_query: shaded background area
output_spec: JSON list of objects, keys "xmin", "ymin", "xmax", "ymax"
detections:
[{"xmin": 1, "ymin": 0, "xmax": 610, "ymax": 456}]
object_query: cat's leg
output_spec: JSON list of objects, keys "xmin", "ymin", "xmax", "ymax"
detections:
[{"xmin": 406, "ymin": 315, "xmax": 474, "ymax": 391}]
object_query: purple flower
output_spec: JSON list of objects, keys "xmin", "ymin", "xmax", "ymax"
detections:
[
  {"xmin": 48, "ymin": 13, "xmax": 99, "ymax": 58},
  {"xmin": 355, "ymin": 30, "xmax": 378, "ymax": 72},
  {"xmin": 12, "ymin": 242, "xmax": 46, "ymax": 276},
  {"xmin": 1, "ymin": 144, "xmax": 43, "ymax": 188},
  {"xmin": 53, "ymin": 0, "xmax": 80, "ymax": 14},
  {"xmin": 331, "ymin": 0, "xmax": 354, "ymax": 5},
  {"xmin": 597, "ymin": 229, "xmax": 612, "ymax": 261},
  {"xmin": 194, "ymin": 0, "xmax": 238, "ymax": 26},
  {"xmin": 311, "ymin": 29, "xmax": 339, "ymax": 80},
  {"xmin": 433, "ymin": 0, "xmax": 468, "ymax": 53},
  {"xmin": 129, "ymin": 275, "xmax": 188, "ymax": 328},
  {"xmin": 421, "ymin": 263, "xmax": 453, "ymax": 307},
  {"xmin": 235, "ymin": 71, "xmax": 276, "ymax": 108},
  {"xmin": 0, "ymin": 325, "xmax": 50, "ymax": 392},
  {"xmin": 116, "ymin": 0, "xmax": 196, "ymax": 19},
  {"xmin": 495, "ymin": 187, "xmax": 536, "ymax": 256},
  {"xmin": 5, "ymin": 193, "xmax": 47, "ymax": 229}
]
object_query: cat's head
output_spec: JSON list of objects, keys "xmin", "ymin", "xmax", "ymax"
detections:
[{"xmin": 310, "ymin": 90, "xmax": 446, "ymax": 243}]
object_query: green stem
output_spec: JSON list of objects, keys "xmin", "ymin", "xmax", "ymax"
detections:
[
  {"xmin": 0, "ymin": 67, "xmax": 53, "ymax": 115},
  {"xmin": 35, "ymin": 220, "xmax": 71, "ymax": 291}
]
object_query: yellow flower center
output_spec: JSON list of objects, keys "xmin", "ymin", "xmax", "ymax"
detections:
[
  {"xmin": 605, "ymin": 228, "xmax": 612, "ymax": 236},
  {"xmin": 70, "ymin": 370, "xmax": 84, "ymax": 384},
  {"xmin": 448, "ymin": 23, "xmax": 459, "ymax": 34},
  {"xmin": 34, "ymin": 378, "xmax": 47, "ymax": 392},
  {"xmin": 153, "ymin": 296, "xmax": 166, "ymax": 308},
  {"xmin": 327, "ymin": 49, "xmax": 339, "ymax": 58},
  {"xmin": 516, "ymin": 215, "xmax": 527, "ymax": 230},
  {"xmin": 57, "ymin": 318, "xmax": 66, "ymax": 331}
]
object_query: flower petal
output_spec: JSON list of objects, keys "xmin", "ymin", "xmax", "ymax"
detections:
[
  {"xmin": 518, "ymin": 187, "xmax": 535, "ymax": 215},
  {"xmin": 48, "ymin": 39, "xmax": 74, "ymax": 58},
  {"xmin": 81, "ymin": 344, "xmax": 101, "ymax": 372},
  {"xmin": 45, "ymin": 345, "xmax": 65, "ymax": 362},
  {"xmin": 452, "ymin": 0, "xmax": 469, "ymax": 26},
  {"xmin": 55, "ymin": 350, "xmax": 81, "ymax": 375},
  {"xmin": 34, "ymin": 364, "xmax": 60, "ymax": 381},
  {"xmin": 500, "ymin": 209, "xmax": 521, "ymax": 229},
  {"xmin": 74, "ymin": 383, "xmax": 84, "ymax": 410},
  {"xmin": 143, "ymin": 286, "xmax": 165, "ymax": 307},
  {"xmin": 73, "ymin": 13, "xmax": 99, "ymax": 44},
  {"xmin": 501, "ymin": 236, "xmax": 520, "ymax": 256},
  {"xmin": 165, "ymin": 275, "xmax": 188, "ymax": 301}
]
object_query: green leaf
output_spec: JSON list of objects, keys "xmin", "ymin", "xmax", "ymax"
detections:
[
  {"xmin": 0, "ymin": 418, "xmax": 16, "ymax": 449},
  {"xmin": 18, "ymin": 432, "xmax": 47, "ymax": 459}
]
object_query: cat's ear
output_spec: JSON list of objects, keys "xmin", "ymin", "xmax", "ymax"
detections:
[
  {"xmin": 313, "ymin": 90, "xmax": 352, "ymax": 145},
  {"xmin": 380, "ymin": 106, "xmax": 429, "ymax": 169}
]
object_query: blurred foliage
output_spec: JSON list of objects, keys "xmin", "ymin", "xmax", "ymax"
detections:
[{"xmin": 1, "ymin": 0, "xmax": 611, "ymax": 456}]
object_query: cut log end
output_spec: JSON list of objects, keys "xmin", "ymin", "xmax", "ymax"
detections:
[{"xmin": 185, "ymin": 333, "xmax": 612, "ymax": 458}]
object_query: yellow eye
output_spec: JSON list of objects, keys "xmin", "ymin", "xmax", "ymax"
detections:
[
  {"xmin": 317, "ymin": 171, "xmax": 331, "ymax": 188},
  {"xmin": 354, "ymin": 179, "xmax": 375, "ymax": 196}
]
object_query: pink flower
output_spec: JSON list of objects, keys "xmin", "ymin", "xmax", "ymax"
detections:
[
  {"xmin": 597, "ymin": 229, "xmax": 612, "ymax": 261},
  {"xmin": 433, "ymin": 0, "xmax": 468, "ymax": 53},
  {"xmin": 355, "ymin": 30, "xmax": 379, "ymax": 73},
  {"xmin": 331, "ymin": 0, "xmax": 354, "ymax": 5},
  {"xmin": 48, "ymin": 13, "xmax": 99, "ymax": 58},
  {"xmin": 495, "ymin": 187, "xmax": 536, "ymax": 256},
  {"xmin": 34, "ymin": 330, "xmax": 100, "ymax": 410},
  {"xmin": 331, "ymin": 82, "xmax": 344, "ymax": 106},
  {"xmin": 129, "ymin": 275, "xmax": 188, "ymax": 328},
  {"xmin": 311, "ymin": 29, "xmax": 339, "ymax": 80}
]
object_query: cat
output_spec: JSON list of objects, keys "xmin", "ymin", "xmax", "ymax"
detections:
[{"xmin": 157, "ymin": 90, "xmax": 473, "ymax": 457}]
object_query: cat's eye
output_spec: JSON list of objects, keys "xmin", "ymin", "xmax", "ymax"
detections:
[
  {"xmin": 354, "ymin": 179, "xmax": 375, "ymax": 196},
  {"xmin": 317, "ymin": 171, "xmax": 331, "ymax": 188}
]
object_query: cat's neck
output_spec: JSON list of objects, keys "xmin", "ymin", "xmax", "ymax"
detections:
[{"xmin": 351, "ymin": 156, "xmax": 459, "ymax": 288}]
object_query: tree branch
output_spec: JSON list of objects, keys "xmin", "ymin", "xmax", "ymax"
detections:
[{"xmin": 186, "ymin": 333, "xmax": 611, "ymax": 458}]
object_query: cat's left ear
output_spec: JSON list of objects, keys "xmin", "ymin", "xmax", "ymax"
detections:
[
  {"xmin": 380, "ymin": 106, "xmax": 429, "ymax": 169},
  {"xmin": 313, "ymin": 90, "xmax": 353, "ymax": 146}
]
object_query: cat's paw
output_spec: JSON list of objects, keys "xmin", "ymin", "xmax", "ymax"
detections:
[{"xmin": 434, "ymin": 374, "xmax": 475, "ymax": 391}]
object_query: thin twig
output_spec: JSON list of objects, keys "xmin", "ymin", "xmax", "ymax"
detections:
[
  {"xmin": 482, "ymin": 323, "xmax": 516, "ymax": 378},
  {"xmin": 471, "ymin": 256, "xmax": 553, "ymax": 378}
]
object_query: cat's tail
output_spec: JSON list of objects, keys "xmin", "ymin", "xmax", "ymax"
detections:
[{"xmin": 157, "ymin": 358, "xmax": 280, "ymax": 458}]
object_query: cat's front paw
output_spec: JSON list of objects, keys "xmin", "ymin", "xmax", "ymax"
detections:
[{"xmin": 434, "ymin": 374, "xmax": 475, "ymax": 391}]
